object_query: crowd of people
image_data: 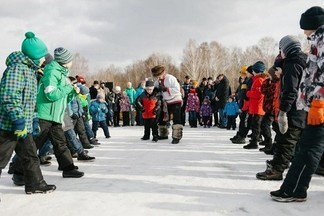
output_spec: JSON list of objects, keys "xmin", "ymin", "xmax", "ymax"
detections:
[{"xmin": 0, "ymin": 6, "xmax": 323, "ymax": 204}]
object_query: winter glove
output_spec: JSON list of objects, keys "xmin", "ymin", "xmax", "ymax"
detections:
[
  {"xmin": 71, "ymin": 113, "xmax": 79, "ymax": 119},
  {"xmin": 13, "ymin": 118, "xmax": 27, "ymax": 140},
  {"xmin": 32, "ymin": 117, "xmax": 41, "ymax": 137},
  {"xmin": 307, "ymin": 99, "xmax": 324, "ymax": 125},
  {"xmin": 278, "ymin": 111, "xmax": 288, "ymax": 134},
  {"xmin": 158, "ymin": 85, "xmax": 168, "ymax": 92}
]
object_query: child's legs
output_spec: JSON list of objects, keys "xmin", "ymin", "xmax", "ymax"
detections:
[
  {"xmin": 92, "ymin": 121, "xmax": 100, "ymax": 138},
  {"xmin": 99, "ymin": 121, "xmax": 110, "ymax": 137}
]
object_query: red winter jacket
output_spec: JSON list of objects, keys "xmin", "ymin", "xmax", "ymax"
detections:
[
  {"xmin": 246, "ymin": 75, "xmax": 266, "ymax": 115},
  {"xmin": 136, "ymin": 92, "xmax": 161, "ymax": 119}
]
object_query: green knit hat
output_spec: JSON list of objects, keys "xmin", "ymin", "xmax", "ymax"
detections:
[{"xmin": 21, "ymin": 32, "xmax": 48, "ymax": 60}]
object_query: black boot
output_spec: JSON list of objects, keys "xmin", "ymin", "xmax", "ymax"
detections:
[
  {"xmin": 152, "ymin": 136, "xmax": 158, "ymax": 142},
  {"xmin": 243, "ymin": 140, "xmax": 258, "ymax": 149},
  {"xmin": 62, "ymin": 164, "xmax": 84, "ymax": 178},
  {"xmin": 25, "ymin": 180, "xmax": 56, "ymax": 194},
  {"xmin": 171, "ymin": 138, "xmax": 180, "ymax": 144},
  {"xmin": 232, "ymin": 135, "xmax": 246, "ymax": 144},
  {"xmin": 77, "ymin": 152, "xmax": 95, "ymax": 162},
  {"xmin": 12, "ymin": 173, "xmax": 25, "ymax": 186}
]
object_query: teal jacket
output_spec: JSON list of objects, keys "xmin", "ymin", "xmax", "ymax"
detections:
[
  {"xmin": 0, "ymin": 51, "xmax": 39, "ymax": 133},
  {"xmin": 37, "ymin": 60, "xmax": 75, "ymax": 124},
  {"xmin": 124, "ymin": 87, "xmax": 136, "ymax": 105}
]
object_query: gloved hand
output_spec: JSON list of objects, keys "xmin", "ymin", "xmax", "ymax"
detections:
[
  {"xmin": 71, "ymin": 113, "xmax": 79, "ymax": 119},
  {"xmin": 32, "ymin": 117, "xmax": 41, "ymax": 137},
  {"xmin": 278, "ymin": 111, "xmax": 288, "ymax": 134},
  {"xmin": 13, "ymin": 119, "xmax": 27, "ymax": 140},
  {"xmin": 158, "ymin": 85, "xmax": 168, "ymax": 92},
  {"xmin": 307, "ymin": 99, "xmax": 324, "ymax": 125}
]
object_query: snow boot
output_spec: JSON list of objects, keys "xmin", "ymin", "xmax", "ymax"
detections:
[
  {"xmin": 243, "ymin": 140, "xmax": 258, "ymax": 149},
  {"xmin": 232, "ymin": 135, "xmax": 246, "ymax": 144},
  {"xmin": 158, "ymin": 125, "xmax": 169, "ymax": 140},
  {"xmin": 25, "ymin": 180, "xmax": 56, "ymax": 194},
  {"xmin": 171, "ymin": 124, "xmax": 183, "ymax": 144}
]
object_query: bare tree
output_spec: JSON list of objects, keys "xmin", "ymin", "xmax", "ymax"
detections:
[{"xmin": 70, "ymin": 53, "xmax": 89, "ymax": 77}]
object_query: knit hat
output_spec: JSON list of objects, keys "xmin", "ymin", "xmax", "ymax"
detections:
[
  {"xmin": 279, "ymin": 35, "xmax": 301, "ymax": 56},
  {"xmin": 300, "ymin": 6, "xmax": 324, "ymax": 30},
  {"xmin": 54, "ymin": 47, "xmax": 73, "ymax": 65},
  {"xmin": 240, "ymin": 65, "xmax": 248, "ymax": 74},
  {"xmin": 246, "ymin": 65, "xmax": 253, "ymax": 75},
  {"xmin": 21, "ymin": 32, "xmax": 48, "ymax": 60},
  {"xmin": 78, "ymin": 85, "xmax": 89, "ymax": 95},
  {"xmin": 252, "ymin": 61, "xmax": 266, "ymax": 73},
  {"xmin": 76, "ymin": 75, "xmax": 86, "ymax": 84},
  {"xmin": 151, "ymin": 65, "xmax": 165, "ymax": 77},
  {"xmin": 145, "ymin": 79, "xmax": 154, "ymax": 91}
]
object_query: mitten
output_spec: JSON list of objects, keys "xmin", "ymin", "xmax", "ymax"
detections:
[
  {"xmin": 278, "ymin": 111, "xmax": 288, "ymax": 134},
  {"xmin": 307, "ymin": 99, "xmax": 324, "ymax": 125},
  {"xmin": 13, "ymin": 118, "xmax": 27, "ymax": 140}
]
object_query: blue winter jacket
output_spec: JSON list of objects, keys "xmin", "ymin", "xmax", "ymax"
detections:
[{"xmin": 89, "ymin": 100, "xmax": 108, "ymax": 121}]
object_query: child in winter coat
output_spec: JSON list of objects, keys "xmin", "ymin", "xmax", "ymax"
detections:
[
  {"xmin": 89, "ymin": 93, "xmax": 110, "ymax": 138},
  {"xmin": 119, "ymin": 92, "xmax": 131, "ymax": 126},
  {"xmin": 223, "ymin": 96, "xmax": 240, "ymax": 130},
  {"xmin": 200, "ymin": 96, "xmax": 213, "ymax": 128},
  {"xmin": 136, "ymin": 80, "xmax": 161, "ymax": 142},
  {"xmin": 186, "ymin": 88, "xmax": 200, "ymax": 128}
]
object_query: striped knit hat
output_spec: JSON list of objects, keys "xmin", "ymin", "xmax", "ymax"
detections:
[
  {"xmin": 54, "ymin": 47, "xmax": 73, "ymax": 65},
  {"xmin": 279, "ymin": 35, "xmax": 301, "ymax": 56}
]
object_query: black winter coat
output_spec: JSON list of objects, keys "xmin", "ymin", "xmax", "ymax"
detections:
[{"xmin": 280, "ymin": 51, "xmax": 307, "ymax": 129}]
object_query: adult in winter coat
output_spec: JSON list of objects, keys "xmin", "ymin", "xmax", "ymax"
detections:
[
  {"xmin": 152, "ymin": 65, "xmax": 183, "ymax": 144},
  {"xmin": 124, "ymin": 82, "xmax": 136, "ymax": 126},
  {"xmin": 271, "ymin": 6, "xmax": 324, "ymax": 202},
  {"xmin": 36, "ymin": 47, "xmax": 84, "ymax": 178},
  {"xmin": 0, "ymin": 32, "xmax": 56, "ymax": 194},
  {"xmin": 215, "ymin": 74, "xmax": 230, "ymax": 128},
  {"xmin": 257, "ymin": 36, "xmax": 307, "ymax": 181}
]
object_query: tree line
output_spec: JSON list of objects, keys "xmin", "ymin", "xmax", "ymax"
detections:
[{"xmin": 70, "ymin": 35, "xmax": 309, "ymax": 90}]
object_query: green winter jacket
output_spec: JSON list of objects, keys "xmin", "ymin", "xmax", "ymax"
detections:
[
  {"xmin": 37, "ymin": 60, "xmax": 74, "ymax": 124},
  {"xmin": 0, "ymin": 51, "xmax": 39, "ymax": 133}
]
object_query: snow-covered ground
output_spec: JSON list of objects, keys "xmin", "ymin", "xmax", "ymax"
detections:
[{"xmin": 0, "ymin": 125, "xmax": 323, "ymax": 216}]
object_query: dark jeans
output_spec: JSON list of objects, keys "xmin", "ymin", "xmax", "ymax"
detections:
[
  {"xmin": 181, "ymin": 100, "xmax": 187, "ymax": 125},
  {"xmin": 227, "ymin": 115, "xmax": 237, "ymax": 130},
  {"xmin": 113, "ymin": 111, "xmax": 120, "ymax": 126},
  {"xmin": 64, "ymin": 129, "xmax": 83, "ymax": 155},
  {"xmin": 36, "ymin": 120, "xmax": 74, "ymax": 170},
  {"xmin": 73, "ymin": 117, "xmax": 91, "ymax": 147},
  {"xmin": 188, "ymin": 111, "xmax": 197, "ymax": 127},
  {"xmin": 143, "ymin": 118, "xmax": 158, "ymax": 138},
  {"xmin": 0, "ymin": 131, "xmax": 43, "ymax": 186},
  {"xmin": 92, "ymin": 121, "xmax": 110, "ymax": 138},
  {"xmin": 280, "ymin": 124, "xmax": 324, "ymax": 195},
  {"xmin": 272, "ymin": 126, "xmax": 303, "ymax": 172}
]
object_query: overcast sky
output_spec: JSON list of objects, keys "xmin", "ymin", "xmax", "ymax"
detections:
[{"xmin": 0, "ymin": 0, "xmax": 322, "ymax": 74}]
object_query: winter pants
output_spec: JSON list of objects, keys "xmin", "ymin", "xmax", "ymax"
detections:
[
  {"xmin": 237, "ymin": 111, "xmax": 251, "ymax": 138},
  {"xmin": 0, "ymin": 131, "xmax": 43, "ymax": 186},
  {"xmin": 36, "ymin": 120, "xmax": 74, "ymax": 170},
  {"xmin": 226, "ymin": 115, "xmax": 237, "ymax": 130},
  {"xmin": 249, "ymin": 114, "xmax": 263, "ymax": 143},
  {"xmin": 272, "ymin": 126, "xmax": 303, "ymax": 173},
  {"xmin": 280, "ymin": 124, "xmax": 324, "ymax": 196},
  {"xmin": 113, "ymin": 111, "xmax": 120, "ymax": 126},
  {"xmin": 143, "ymin": 118, "xmax": 158, "ymax": 139},
  {"xmin": 122, "ymin": 111, "xmax": 130, "ymax": 126},
  {"xmin": 73, "ymin": 117, "xmax": 91, "ymax": 147},
  {"xmin": 92, "ymin": 120, "xmax": 110, "ymax": 138},
  {"xmin": 202, "ymin": 116, "xmax": 210, "ymax": 127},
  {"xmin": 260, "ymin": 113, "xmax": 274, "ymax": 144},
  {"xmin": 188, "ymin": 111, "xmax": 197, "ymax": 127}
]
